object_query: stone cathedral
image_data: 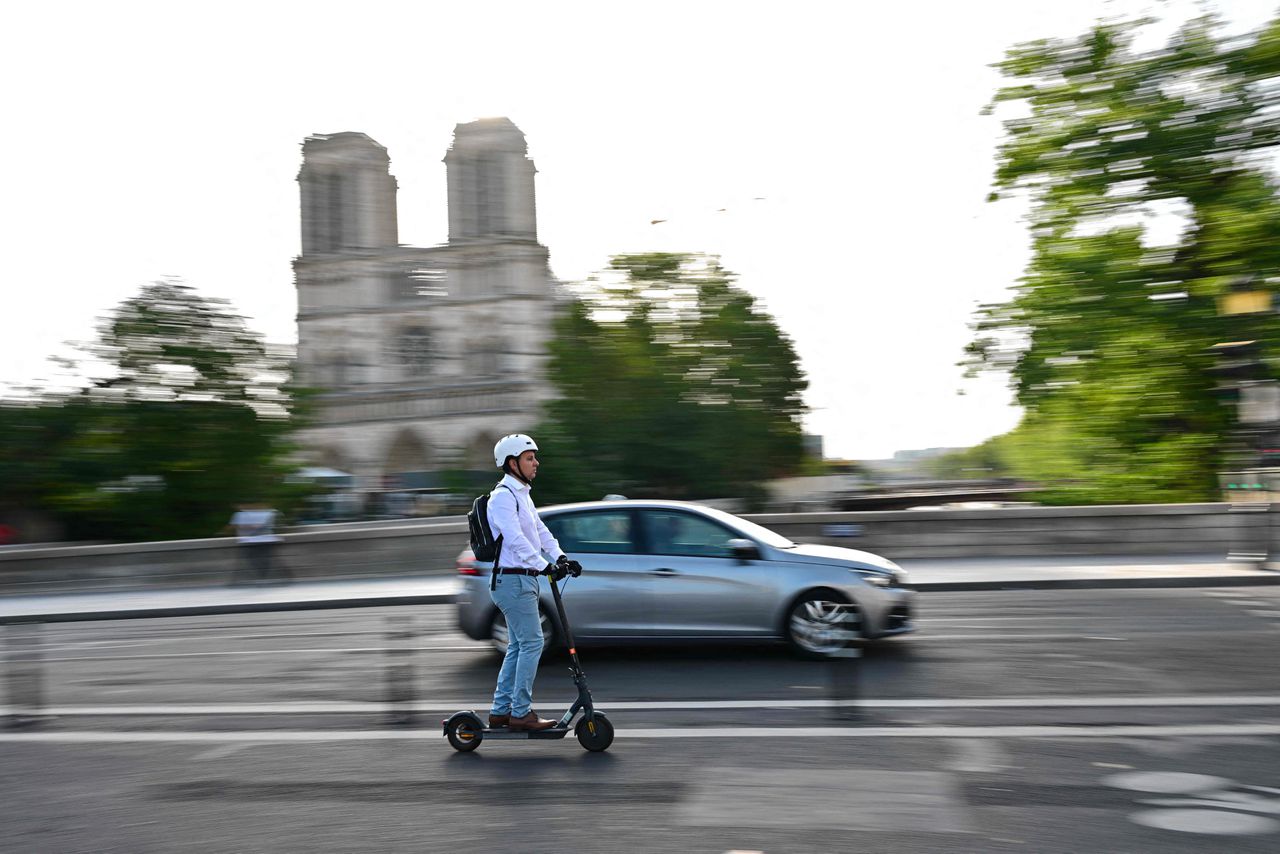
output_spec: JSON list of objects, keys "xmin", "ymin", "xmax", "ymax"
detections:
[{"xmin": 293, "ymin": 118, "xmax": 562, "ymax": 491}]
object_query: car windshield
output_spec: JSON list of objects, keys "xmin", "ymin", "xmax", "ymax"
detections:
[{"xmin": 695, "ymin": 505, "xmax": 796, "ymax": 549}]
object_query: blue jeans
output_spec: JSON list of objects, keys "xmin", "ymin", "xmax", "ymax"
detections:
[{"xmin": 490, "ymin": 573, "xmax": 544, "ymax": 718}]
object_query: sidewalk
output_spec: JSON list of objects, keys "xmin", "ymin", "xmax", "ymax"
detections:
[
  {"xmin": 0, "ymin": 576, "xmax": 458, "ymax": 624},
  {"xmin": 1, "ymin": 553, "xmax": 1277, "ymax": 624}
]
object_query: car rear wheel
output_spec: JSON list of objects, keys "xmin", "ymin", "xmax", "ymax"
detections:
[
  {"xmin": 490, "ymin": 608, "xmax": 556, "ymax": 657},
  {"xmin": 786, "ymin": 591, "xmax": 858, "ymax": 658}
]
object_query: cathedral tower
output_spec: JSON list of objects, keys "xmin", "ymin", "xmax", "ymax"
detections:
[
  {"xmin": 444, "ymin": 117, "xmax": 537, "ymax": 243},
  {"xmin": 298, "ymin": 132, "xmax": 399, "ymax": 255}
]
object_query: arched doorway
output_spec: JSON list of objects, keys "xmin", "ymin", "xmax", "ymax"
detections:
[
  {"xmin": 384, "ymin": 428, "xmax": 433, "ymax": 481},
  {"xmin": 379, "ymin": 428, "xmax": 435, "ymax": 517}
]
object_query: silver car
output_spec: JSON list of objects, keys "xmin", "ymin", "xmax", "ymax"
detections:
[{"xmin": 456, "ymin": 499, "xmax": 915, "ymax": 657}]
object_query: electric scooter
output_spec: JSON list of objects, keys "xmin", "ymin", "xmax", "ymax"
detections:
[{"xmin": 443, "ymin": 559, "xmax": 614, "ymax": 753}]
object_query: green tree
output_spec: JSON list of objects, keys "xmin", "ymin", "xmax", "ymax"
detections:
[
  {"xmin": 534, "ymin": 253, "xmax": 807, "ymax": 507},
  {"xmin": 0, "ymin": 281, "xmax": 312, "ymax": 542},
  {"xmin": 967, "ymin": 12, "xmax": 1280, "ymax": 503}
]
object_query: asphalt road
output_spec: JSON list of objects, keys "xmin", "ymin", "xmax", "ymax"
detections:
[{"xmin": 6, "ymin": 586, "xmax": 1280, "ymax": 852}]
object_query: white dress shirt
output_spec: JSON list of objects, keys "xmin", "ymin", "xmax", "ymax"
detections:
[{"xmin": 487, "ymin": 474, "xmax": 564, "ymax": 569}]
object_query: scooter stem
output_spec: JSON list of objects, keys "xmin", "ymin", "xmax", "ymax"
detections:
[{"xmin": 548, "ymin": 575, "xmax": 581, "ymax": 666}]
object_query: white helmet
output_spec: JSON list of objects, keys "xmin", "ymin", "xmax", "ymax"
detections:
[{"xmin": 494, "ymin": 434, "xmax": 538, "ymax": 468}]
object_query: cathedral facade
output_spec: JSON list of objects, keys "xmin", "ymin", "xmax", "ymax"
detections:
[{"xmin": 293, "ymin": 118, "xmax": 563, "ymax": 489}]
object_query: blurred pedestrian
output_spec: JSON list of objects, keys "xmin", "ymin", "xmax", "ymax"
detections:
[
  {"xmin": 486, "ymin": 434, "xmax": 578, "ymax": 732},
  {"xmin": 225, "ymin": 501, "xmax": 289, "ymax": 583}
]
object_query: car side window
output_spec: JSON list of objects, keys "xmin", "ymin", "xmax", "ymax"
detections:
[
  {"xmin": 643, "ymin": 511, "xmax": 736, "ymax": 558},
  {"xmin": 544, "ymin": 511, "xmax": 633, "ymax": 554}
]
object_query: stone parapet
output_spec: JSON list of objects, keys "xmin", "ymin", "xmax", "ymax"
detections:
[{"xmin": 0, "ymin": 503, "xmax": 1263, "ymax": 594}]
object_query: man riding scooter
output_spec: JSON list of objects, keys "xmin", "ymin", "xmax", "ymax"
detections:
[{"xmin": 486, "ymin": 434, "xmax": 581, "ymax": 732}]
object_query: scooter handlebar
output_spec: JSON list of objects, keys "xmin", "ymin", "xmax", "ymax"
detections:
[
  {"xmin": 530, "ymin": 558, "xmax": 583, "ymax": 580},
  {"xmin": 557, "ymin": 555, "xmax": 584, "ymax": 577}
]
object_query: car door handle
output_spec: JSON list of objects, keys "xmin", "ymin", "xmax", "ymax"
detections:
[{"xmin": 650, "ymin": 567, "xmax": 679, "ymax": 576}]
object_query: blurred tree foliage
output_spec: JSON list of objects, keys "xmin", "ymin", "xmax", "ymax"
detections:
[
  {"xmin": 0, "ymin": 281, "xmax": 311, "ymax": 542},
  {"xmin": 966, "ymin": 12, "xmax": 1280, "ymax": 504},
  {"xmin": 533, "ymin": 253, "xmax": 807, "ymax": 508}
]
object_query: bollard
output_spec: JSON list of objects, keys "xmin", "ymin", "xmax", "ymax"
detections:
[
  {"xmin": 825, "ymin": 605, "xmax": 863, "ymax": 722},
  {"xmin": 6, "ymin": 621, "xmax": 48, "ymax": 729},
  {"xmin": 383, "ymin": 615, "xmax": 416, "ymax": 726}
]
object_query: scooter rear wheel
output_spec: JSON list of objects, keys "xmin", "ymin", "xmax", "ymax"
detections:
[
  {"xmin": 446, "ymin": 716, "xmax": 484, "ymax": 752},
  {"xmin": 575, "ymin": 712, "xmax": 614, "ymax": 752}
]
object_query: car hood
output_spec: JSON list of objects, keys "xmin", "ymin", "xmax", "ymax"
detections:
[{"xmin": 776, "ymin": 542, "xmax": 899, "ymax": 573}]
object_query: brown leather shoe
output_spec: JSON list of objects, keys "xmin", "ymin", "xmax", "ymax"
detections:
[
  {"xmin": 508, "ymin": 711, "xmax": 556, "ymax": 731},
  {"xmin": 488, "ymin": 713, "xmax": 510, "ymax": 729}
]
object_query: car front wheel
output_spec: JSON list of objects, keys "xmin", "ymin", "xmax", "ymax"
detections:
[{"xmin": 785, "ymin": 591, "xmax": 858, "ymax": 658}]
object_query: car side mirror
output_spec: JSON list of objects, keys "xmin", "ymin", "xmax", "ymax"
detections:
[{"xmin": 727, "ymin": 538, "xmax": 760, "ymax": 562}]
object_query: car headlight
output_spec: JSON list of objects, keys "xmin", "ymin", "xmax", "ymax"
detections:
[{"xmin": 851, "ymin": 568, "xmax": 894, "ymax": 588}]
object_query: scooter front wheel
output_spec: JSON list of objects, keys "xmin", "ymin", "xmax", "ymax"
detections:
[
  {"xmin": 446, "ymin": 715, "xmax": 484, "ymax": 752},
  {"xmin": 575, "ymin": 712, "xmax": 614, "ymax": 752}
]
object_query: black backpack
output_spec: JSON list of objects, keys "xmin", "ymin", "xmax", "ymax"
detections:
[{"xmin": 467, "ymin": 484, "xmax": 516, "ymax": 586}]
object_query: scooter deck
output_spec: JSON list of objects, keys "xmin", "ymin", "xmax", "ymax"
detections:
[{"xmin": 481, "ymin": 725, "xmax": 571, "ymax": 740}]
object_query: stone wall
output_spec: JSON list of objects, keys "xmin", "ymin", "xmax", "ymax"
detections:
[
  {"xmin": 0, "ymin": 519, "xmax": 470, "ymax": 594},
  {"xmin": 751, "ymin": 503, "xmax": 1258, "ymax": 559}
]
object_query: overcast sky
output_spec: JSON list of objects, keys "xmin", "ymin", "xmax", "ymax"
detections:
[{"xmin": 2, "ymin": 0, "xmax": 1275, "ymax": 459}]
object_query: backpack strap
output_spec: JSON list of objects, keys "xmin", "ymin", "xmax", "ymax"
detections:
[{"xmin": 490, "ymin": 534, "xmax": 504, "ymax": 591}]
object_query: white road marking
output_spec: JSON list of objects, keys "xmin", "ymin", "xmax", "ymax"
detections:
[
  {"xmin": 8, "ymin": 723, "xmax": 1280, "ymax": 743},
  {"xmin": 49, "ymin": 630, "xmax": 397, "ymax": 649},
  {"xmin": 920, "ymin": 616, "xmax": 1136, "ymax": 623},
  {"xmin": 589, "ymin": 724, "xmax": 1280, "ymax": 739},
  {"xmin": 8, "ymin": 694, "xmax": 1280, "ymax": 716},
  {"xmin": 1105, "ymin": 772, "xmax": 1233, "ymax": 793},
  {"xmin": 1247, "ymin": 610, "xmax": 1280, "ymax": 618},
  {"xmin": 41, "ymin": 641, "xmax": 156, "ymax": 653},
  {"xmin": 42, "ymin": 645, "xmax": 490, "ymax": 662},
  {"xmin": 910, "ymin": 633, "xmax": 1136, "ymax": 641},
  {"xmin": 1105, "ymin": 770, "xmax": 1280, "ymax": 836},
  {"xmin": 1129, "ymin": 808, "xmax": 1279, "ymax": 836}
]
